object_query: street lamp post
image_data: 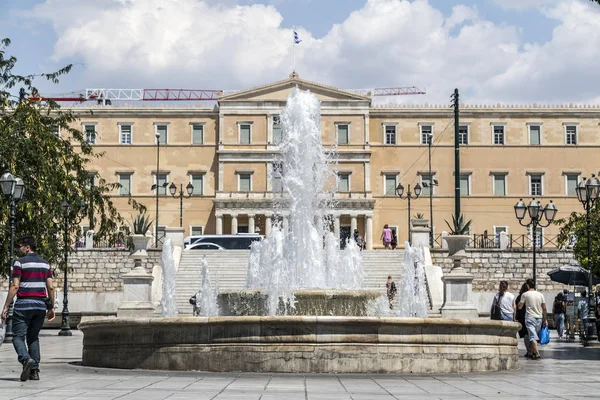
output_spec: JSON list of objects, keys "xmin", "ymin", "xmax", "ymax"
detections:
[
  {"xmin": 169, "ymin": 182, "xmax": 194, "ymax": 228},
  {"xmin": 0, "ymin": 172, "xmax": 25, "ymax": 343},
  {"xmin": 152, "ymin": 132, "xmax": 161, "ymax": 247},
  {"xmin": 575, "ymin": 174, "xmax": 600, "ymax": 346},
  {"xmin": 396, "ymin": 182, "xmax": 422, "ymax": 244},
  {"xmin": 513, "ymin": 198, "xmax": 558, "ymax": 289},
  {"xmin": 427, "ymin": 133, "xmax": 434, "ymax": 247}
]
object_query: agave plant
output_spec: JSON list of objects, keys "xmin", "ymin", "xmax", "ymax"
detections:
[
  {"xmin": 132, "ymin": 212, "xmax": 153, "ymax": 235},
  {"xmin": 444, "ymin": 214, "xmax": 472, "ymax": 235},
  {"xmin": 413, "ymin": 213, "xmax": 425, "ymax": 220}
]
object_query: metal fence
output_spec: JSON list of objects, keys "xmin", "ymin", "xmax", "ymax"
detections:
[{"xmin": 433, "ymin": 233, "xmax": 566, "ymax": 250}]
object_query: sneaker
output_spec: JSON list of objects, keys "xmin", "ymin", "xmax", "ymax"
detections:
[
  {"xmin": 524, "ymin": 353, "xmax": 532, "ymax": 359},
  {"xmin": 20, "ymin": 359, "xmax": 35, "ymax": 382},
  {"xmin": 29, "ymin": 369, "xmax": 39, "ymax": 381},
  {"xmin": 531, "ymin": 354, "xmax": 542, "ymax": 360}
]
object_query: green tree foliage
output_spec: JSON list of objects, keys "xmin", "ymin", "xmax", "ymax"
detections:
[
  {"xmin": 0, "ymin": 38, "xmax": 145, "ymax": 274},
  {"xmin": 555, "ymin": 204, "xmax": 600, "ymax": 275}
]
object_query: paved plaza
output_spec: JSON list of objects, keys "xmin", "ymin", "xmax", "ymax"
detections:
[{"xmin": 0, "ymin": 330, "xmax": 599, "ymax": 399}]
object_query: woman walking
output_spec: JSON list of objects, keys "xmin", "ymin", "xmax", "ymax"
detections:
[
  {"xmin": 380, "ymin": 224, "xmax": 392, "ymax": 250},
  {"xmin": 553, "ymin": 293, "xmax": 566, "ymax": 340}
]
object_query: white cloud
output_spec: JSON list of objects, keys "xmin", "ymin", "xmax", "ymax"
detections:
[
  {"xmin": 491, "ymin": 0, "xmax": 560, "ymax": 10},
  {"xmin": 22, "ymin": 0, "xmax": 600, "ymax": 104}
]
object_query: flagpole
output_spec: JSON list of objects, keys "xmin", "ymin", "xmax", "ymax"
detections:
[{"xmin": 292, "ymin": 26, "xmax": 296, "ymax": 72}]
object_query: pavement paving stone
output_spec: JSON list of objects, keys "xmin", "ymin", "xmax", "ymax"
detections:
[{"xmin": 1, "ymin": 329, "xmax": 599, "ymax": 399}]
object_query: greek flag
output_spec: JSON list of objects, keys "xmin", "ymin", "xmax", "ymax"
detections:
[{"xmin": 293, "ymin": 29, "xmax": 302, "ymax": 44}]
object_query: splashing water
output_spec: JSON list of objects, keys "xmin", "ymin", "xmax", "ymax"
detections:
[
  {"xmin": 394, "ymin": 241, "xmax": 428, "ymax": 317},
  {"xmin": 246, "ymin": 88, "xmax": 364, "ymax": 315},
  {"xmin": 160, "ymin": 238, "xmax": 178, "ymax": 317},
  {"xmin": 194, "ymin": 256, "xmax": 219, "ymax": 316}
]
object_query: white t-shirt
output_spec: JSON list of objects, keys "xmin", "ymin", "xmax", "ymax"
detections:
[
  {"xmin": 520, "ymin": 290, "xmax": 546, "ymax": 319},
  {"xmin": 494, "ymin": 292, "xmax": 515, "ymax": 315}
]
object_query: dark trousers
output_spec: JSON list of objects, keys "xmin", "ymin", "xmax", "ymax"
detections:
[{"xmin": 12, "ymin": 309, "xmax": 46, "ymax": 369}]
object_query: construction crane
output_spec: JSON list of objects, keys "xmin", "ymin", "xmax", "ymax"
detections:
[{"xmin": 32, "ymin": 86, "xmax": 425, "ymax": 105}]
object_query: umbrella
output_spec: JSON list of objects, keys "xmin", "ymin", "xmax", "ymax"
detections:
[{"xmin": 547, "ymin": 265, "xmax": 600, "ymax": 287}]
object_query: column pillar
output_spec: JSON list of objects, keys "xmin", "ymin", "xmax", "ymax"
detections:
[
  {"xmin": 350, "ymin": 214, "xmax": 358, "ymax": 235},
  {"xmin": 216, "ymin": 214, "xmax": 223, "ymax": 235},
  {"xmin": 218, "ymin": 161, "xmax": 224, "ymax": 191},
  {"xmin": 248, "ymin": 214, "xmax": 255, "ymax": 234},
  {"xmin": 366, "ymin": 215, "xmax": 373, "ymax": 250},
  {"xmin": 364, "ymin": 162, "xmax": 371, "ymax": 192},
  {"xmin": 231, "ymin": 214, "xmax": 238, "ymax": 234},
  {"xmin": 265, "ymin": 214, "xmax": 272, "ymax": 236},
  {"xmin": 334, "ymin": 215, "xmax": 341, "ymax": 248}
]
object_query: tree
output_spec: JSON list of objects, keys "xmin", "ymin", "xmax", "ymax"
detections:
[
  {"xmin": 0, "ymin": 38, "xmax": 144, "ymax": 274},
  {"xmin": 555, "ymin": 204, "xmax": 600, "ymax": 276}
]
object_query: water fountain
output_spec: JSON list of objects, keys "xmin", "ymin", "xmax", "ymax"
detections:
[{"xmin": 79, "ymin": 88, "xmax": 520, "ymax": 374}]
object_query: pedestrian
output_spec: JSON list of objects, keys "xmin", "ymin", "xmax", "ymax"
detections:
[
  {"xmin": 515, "ymin": 282, "xmax": 531, "ymax": 358},
  {"xmin": 565, "ymin": 289, "xmax": 576, "ymax": 342},
  {"xmin": 552, "ymin": 293, "xmax": 566, "ymax": 340},
  {"xmin": 391, "ymin": 229, "xmax": 398, "ymax": 250},
  {"xmin": 578, "ymin": 290, "xmax": 589, "ymax": 340},
  {"xmin": 1, "ymin": 236, "xmax": 55, "ymax": 381},
  {"xmin": 353, "ymin": 229, "xmax": 359, "ymax": 242},
  {"xmin": 355, "ymin": 233, "xmax": 364, "ymax": 251},
  {"xmin": 380, "ymin": 224, "xmax": 392, "ymax": 250},
  {"xmin": 492, "ymin": 280, "xmax": 515, "ymax": 321},
  {"xmin": 386, "ymin": 276, "xmax": 397, "ymax": 309},
  {"xmin": 518, "ymin": 278, "xmax": 547, "ymax": 360}
]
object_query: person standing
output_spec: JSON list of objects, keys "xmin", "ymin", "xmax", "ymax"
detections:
[
  {"xmin": 492, "ymin": 280, "xmax": 515, "ymax": 321},
  {"xmin": 391, "ymin": 229, "xmax": 398, "ymax": 250},
  {"xmin": 515, "ymin": 283, "xmax": 532, "ymax": 358},
  {"xmin": 518, "ymin": 278, "xmax": 547, "ymax": 360},
  {"xmin": 386, "ymin": 276, "xmax": 397, "ymax": 309},
  {"xmin": 578, "ymin": 290, "xmax": 589, "ymax": 340},
  {"xmin": 380, "ymin": 224, "xmax": 392, "ymax": 250},
  {"xmin": 552, "ymin": 293, "xmax": 566, "ymax": 340},
  {"xmin": 1, "ymin": 236, "xmax": 55, "ymax": 381}
]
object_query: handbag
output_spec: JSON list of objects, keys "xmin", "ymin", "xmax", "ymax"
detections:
[
  {"xmin": 490, "ymin": 293, "xmax": 503, "ymax": 320},
  {"xmin": 539, "ymin": 325, "xmax": 550, "ymax": 345}
]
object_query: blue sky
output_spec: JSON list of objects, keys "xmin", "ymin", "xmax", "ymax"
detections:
[{"xmin": 1, "ymin": 0, "xmax": 599, "ymax": 103}]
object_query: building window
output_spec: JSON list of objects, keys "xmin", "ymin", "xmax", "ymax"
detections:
[
  {"xmin": 190, "ymin": 174, "xmax": 204, "ymax": 195},
  {"xmin": 238, "ymin": 173, "xmax": 252, "ymax": 191},
  {"xmin": 155, "ymin": 124, "xmax": 168, "ymax": 144},
  {"xmin": 493, "ymin": 174, "xmax": 506, "ymax": 196},
  {"xmin": 53, "ymin": 125, "xmax": 61, "ymax": 138},
  {"xmin": 528, "ymin": 124, "xmax": 541, "ymax": 145},
  {"xmin": 190, "ymin": 226, "xmax": 203, "ymax": 236},
  {"xmin": 384, "ymin": 124, "xmax": 396, "ymax": 145},
  {"xmin": 420, "ymin": 173, "xmax": 435, "ymax": 196},
  {"xmin": 530, "ymin": 226, "xmax": 543, "ymax": 247},
  {"xmin": 565, "ymin": 174, "xmax": 579, "ymax": 196},
  {"xmin": 191, "ymin": 124, "xmax": 204, "ymax": 144},
  {"xmin": 460, "ymin": 174, "xmax": 470, "ymax": 196},
  {"xmin": 337, "ymin": 124, "xmax": 349, "ymax": 145},
  {"xmin": 493, "ymin": 125, "xmax": 505, "ymax": 145},
  {"xmin": 384, "ymin": 174, "xmax": 397, "ymax": 195},
  {"xmin": 154, "ymin": 173, "xmax": 169, "ymax": 195},
  {"xmin": 84, "ymin": 124, "xmax": 97, "ymax": 144},
  {"xmin": 338, "ymin": 173, "xmax": 350, "ymax": 192},
  {"xmin": 273, "ymin": 116, "xmax": 282, "ymax": 145},
  {"xmin": 239, "ymin": 123, "xmax": 252, "ymax": 144},
  {"xmin": 272, "ymin": 162, "xmax": 283, "ymax": 193},
  {"xmin": 529, "ymin": 174, "xmax": 543, "ymax": 196},
  {"xmin": 420, "ymin": 124, "xmax": 433, "ymax": 145},
  {"xmin": 118, "ymin": 173, "xmax": 131, "ymax": 196},
  {"xmin": 119, "ymin": 124, "xmax": 132, "ymax": 144},
  {"xmin": 565, "ymin": 125, "xmax": 577, "ymax": 145},
  {"xmin": 86, "ymin": 173, "xmax": 96, "ymax": 189},
  {"xmin": 458, "ymin": 125, "xmax": 469, "ymax": 145},
  {"xmin": 494, "ymin": 226, "xmax": 507, "ymax": 246}
]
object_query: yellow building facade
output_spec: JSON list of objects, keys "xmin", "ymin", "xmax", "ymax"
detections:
[{"xmin": 70, "ymin": 75, "xmax": 600, "ymax": 249}]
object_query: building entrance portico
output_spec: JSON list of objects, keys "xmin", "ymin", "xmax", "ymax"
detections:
[{"xmin": 213, "ymin": 198, "xmax": 375, "ymax": 249}]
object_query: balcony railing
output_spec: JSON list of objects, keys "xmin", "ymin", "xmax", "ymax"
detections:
[{"xmin": 433, "ymin": 233, "xmax": 564, "ymax": 250}]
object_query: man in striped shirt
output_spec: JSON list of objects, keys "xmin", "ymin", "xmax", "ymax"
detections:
[{"xmin": 2, "ymin": 236, "xmax": 55, "ymax": 381}]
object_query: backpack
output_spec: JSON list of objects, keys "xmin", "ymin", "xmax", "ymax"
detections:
[{"xmin": 490, "ymin": 293, "xmax": 503, "ymax": 320}]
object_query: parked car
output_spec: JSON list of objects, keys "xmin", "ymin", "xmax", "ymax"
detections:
[
  {"xmin": 186, "ymin": 242, "xmax": 224, "ymax": 250},
  {"xmin": 183, "ymin": 234, "xmax": 262, "ymax": 250}
]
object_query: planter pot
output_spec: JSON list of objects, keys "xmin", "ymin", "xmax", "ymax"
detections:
[
  {"xmin": 411, "ymin": 219, "xmax": 429, "ymax": 228},
  {"xmin": 130, "ymin": 234, "xmax": 150, "ymax": 260},
  {"xmin": 444, "ymin": 235, "xmax": 470, "ymax": 257}
]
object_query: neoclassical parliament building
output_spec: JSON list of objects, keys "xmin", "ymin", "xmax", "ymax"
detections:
[{"xmin": 66, "ymin": 74, "xmax": 600, "ymax": 249}]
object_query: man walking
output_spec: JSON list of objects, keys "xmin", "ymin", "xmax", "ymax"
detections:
[
  {"xmin": 518, "ymin": 278, "xmax": 547, "ymax": 360},
  {"xmin": 1, "ymin": 236, "xmax": 55, "ymax": 381}
]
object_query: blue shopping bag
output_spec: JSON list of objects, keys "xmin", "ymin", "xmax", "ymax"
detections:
[{"xmin": 539, "ymin": 325, "xmax": 550, "ymax": 345}]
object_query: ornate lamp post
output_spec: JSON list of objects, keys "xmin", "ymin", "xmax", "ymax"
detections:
[
  {"xmin": 151, "ymin": 132, "xmax": 162, "ymax": 247},
  {"xmin": 514, "ymin": 198, "xmax": 558, "ymax": 288},
  {"xmin": 575, "ymin": 174, "xmax": 600, "ymax": 346},
  {"xmin": 169, "ymin": 182, "xmax": 194, "ymax": 228},
  {"xmin": 0, "ymin": 172, "xmax": 25, "ymax": 343},
  {"xmin": 396, "ymin": 182, "xmax": 422, "ymax": 243}
]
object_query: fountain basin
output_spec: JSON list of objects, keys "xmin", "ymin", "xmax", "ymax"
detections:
[
  {"xmin": 218, "ymin": 289, "xmax": 382, "ymax": 316},
  {"xmin": 79, "ymin": 317, "xmax": 520, "ymax": 373}
]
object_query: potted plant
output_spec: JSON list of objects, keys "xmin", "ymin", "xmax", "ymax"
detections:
[
  {"xmin": 130, "ymin": 212, "xmax": 153, "ymax": 258},
  {"xmin": 411, "ymin": 212, "xmax": 429, "ymax": 228},
  {"xmin": 443, "ymin": 214, "xmax": 472, "ymax": 258}
]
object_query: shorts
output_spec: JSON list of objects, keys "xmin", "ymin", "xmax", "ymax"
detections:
[{"xmin": 525, "ymin": 317, "xmax": 542, "ymax": 342}]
